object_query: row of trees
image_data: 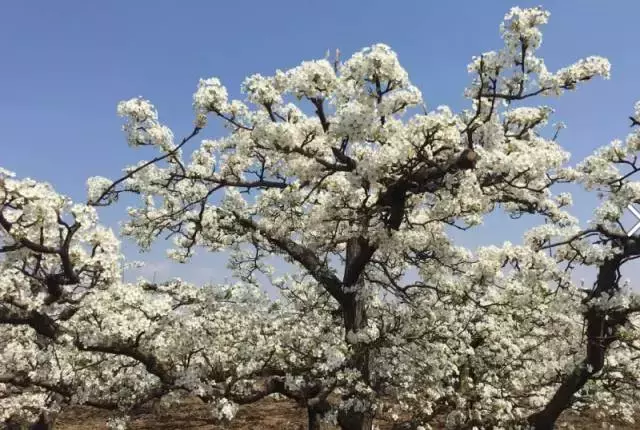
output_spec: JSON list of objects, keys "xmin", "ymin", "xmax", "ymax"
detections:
[{"xmin": 2, "ymin": 7, "xmax": 639, "ymax": 430}]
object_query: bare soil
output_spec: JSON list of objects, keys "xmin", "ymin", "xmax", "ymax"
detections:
[
  {"xmin": 56, "ymin": 397, "xmax": 309, "ymax": 430},
  {"xmin": 54, "ymin": 397, "xmax": 637, "ymax": 429}
]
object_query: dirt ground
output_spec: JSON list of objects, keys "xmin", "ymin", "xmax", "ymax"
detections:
[
  {"xmin": 56, "ymin": 397, "xmax": 308, "ymax": 430},
  {"xmin": 54, "ymin": 397, "xmax": 637, "ymax": 430}
]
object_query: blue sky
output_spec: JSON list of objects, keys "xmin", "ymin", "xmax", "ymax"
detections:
[{"xmin": 1, "ymin": 1, "xmax": 639, "ymax": 287}]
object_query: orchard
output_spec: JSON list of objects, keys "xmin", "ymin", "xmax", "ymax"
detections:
[{"xmin": 1, "ymin": 6, "xmax": 639, "ymax": 430}]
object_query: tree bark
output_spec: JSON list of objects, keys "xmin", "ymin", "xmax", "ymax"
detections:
[
  {"xmin": 336, "ymin": 237, "xmax": 375, "ymax": 430},
  {"xmin": 342, "ymin": 292, "xmax": 371, "ymax": 382},
  {"xmin": 337, "ymin": 292, "xmax": 374, "ymax": 430}
]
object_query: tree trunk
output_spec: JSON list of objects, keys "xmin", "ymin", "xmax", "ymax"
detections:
[
  {"xmin": 527, "ymin": 362, "xmax": 592, "ymax": 429},
  {"xmin": 527, "ymin": 257, "xmax": 621, "ymax": 429},
  {"xmin": 307, "ymin": 399, "xmax": 331, "ymax": 430},
  {"xmin": 3, "ymin": 412, "xmax": 55, "ymax": 430},
  {"xmin": 307, "ymin": 406, "xmax": 321, "ymax": 430},
  {"xmin": 338, "ymin": 290, "xmax": 373, "ymax": 430},
  {"xmin": 334, "ymin": 235, "xmax": 377, "ymax": 430},
  {"xmin": 29, "ymin": 413, "xmax": 54, "ymax": 430},
  {"xmin": 338, "ymin": 410, "xmax": 374, "ymax": 430},
  {"xmin": 3, "ymin": 419, "xmax": 22, "ymax": 430}
]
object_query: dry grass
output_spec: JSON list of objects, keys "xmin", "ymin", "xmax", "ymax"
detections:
[{"xmin": 54, "ymin": 397, "xmax": 637, "ymax": 429}]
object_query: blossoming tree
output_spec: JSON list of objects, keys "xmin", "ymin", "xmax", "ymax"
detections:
[
  {"xmin": 0, "ymin": 169, "xmax": 311, "ymax": 429},
  {"xmin": 0, "ymin": 168, "xmax": 126, "ymax": 428},
  {"xmin": 523, "ymin": 101, "xmax": 640, "ymax": 428},
  {"xmin": 2, "ymin": 5, "xmax": 640, "ymax": 430},
  {"xmin": 83, "ymin": 5, "xmax": 634, "ymax": 429}
]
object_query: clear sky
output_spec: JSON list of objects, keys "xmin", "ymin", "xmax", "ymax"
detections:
[{"xmin": 1, "ymin": 1, "xmax": 639, "ymax": 287}]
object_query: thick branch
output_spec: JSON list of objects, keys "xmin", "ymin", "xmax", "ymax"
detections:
[{"xmin": 233, "ymin": 214, "xmax": 344, "ymax": 302}]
